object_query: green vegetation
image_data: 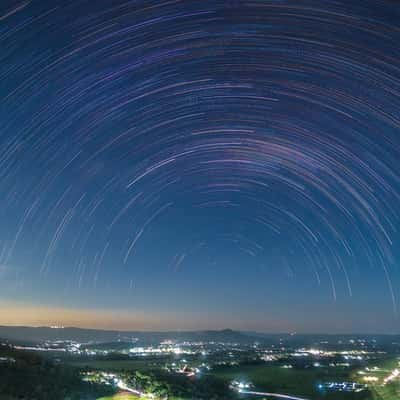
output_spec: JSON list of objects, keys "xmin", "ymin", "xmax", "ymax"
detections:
[
  {"xmin": 150, "ymin": 370, "xmax": 234, "ymax": 400},
  {"xmin": 122, "ymin": 370, "xmax": 170, "ymax": 398},
  {"xmin": 69, "ymin": 359, "xmax": 155, "ymax": 371},
  {"xmin": 352, "ymin": 357, "xmax": 400, "ymax": 400},
  {"xmin": 115, "ymin": 369, "xmax": 234, "ymax": 400},
  {"xmin": 97, "ymin": 394, "xmax": 138, "ymax": 400},
  {"xmin": 212, "ymin": 363, "xmax": 369, "ymax": 400},
  {"xmin": 0, "ymin": 345, "xmax": 115, "ymax": 400},
  {"xmin": 3, "ymin": 338, "xmax": 400, "ymax": 400}
]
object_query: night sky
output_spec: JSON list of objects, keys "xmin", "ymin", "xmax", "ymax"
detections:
[{"xmin": 1, "ymin": 0, "xmax": 400, "ymax": 333}]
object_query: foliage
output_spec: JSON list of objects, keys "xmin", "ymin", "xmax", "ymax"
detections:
[
  {"xmin": 0, "ymin": 345, "xmax": 115, "ymax": 400},
  {"xmin": 120, "ymin": 369, "xmax": 236, "ymax": 400}
]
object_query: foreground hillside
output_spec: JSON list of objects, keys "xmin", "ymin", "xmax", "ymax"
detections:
[{"xmin": 0, "ymin": 345, "xmax": 114, "ymax": 400}]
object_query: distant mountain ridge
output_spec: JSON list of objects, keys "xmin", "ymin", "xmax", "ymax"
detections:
[
  {"xmin": 0, "ymin": 325, "xmax": 255, "ymax": 344},
  {"xmin": 1, "ymin": 326, "xmax": 399, "ymax": 349}
]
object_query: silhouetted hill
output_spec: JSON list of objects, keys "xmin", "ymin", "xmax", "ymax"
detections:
[{"xmin": 0, "ymin": 325, "xmax": 255, "ymax": 345}]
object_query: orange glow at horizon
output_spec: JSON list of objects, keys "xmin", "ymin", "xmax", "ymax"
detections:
[
  {"xmin": 0, "ymin": 302, "xmax": 193, "ymax": 330},
  {"xmin": 0, "ymin": 301, "xmax": 273, "ymax": 331}
]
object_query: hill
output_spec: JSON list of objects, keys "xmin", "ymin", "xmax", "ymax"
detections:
[{"xmin": 0, "ymin": 326, "xmax": 255, "ymax": 345}]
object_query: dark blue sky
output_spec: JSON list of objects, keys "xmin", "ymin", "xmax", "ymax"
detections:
[{"xmin": 0, "ymin": 0, "xmax": 400, "ymax": 332}]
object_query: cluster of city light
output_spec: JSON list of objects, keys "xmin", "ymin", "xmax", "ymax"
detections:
[
  {"xmin": 230, "ymin": 380, "xmax": 253, "ymax": 393},
  {"xmin": 356, "ymin": 361, "xmax": 400, "ymax": 387},
  {"xmin": 83, "ymin": 371, "xmax": 118, "ymax": 386},
  {"xmin": 383, "ymin": 368, "xmax": 400, "ymax": 385},
  {"xmin": 318, "ymin": 382, "xmax": 366, "ymax": 392},
  {"xmin": 293, "ymin": 348, "xmax": 366, "ymax": 361},
  {"xmin": 362, "ymin": 376, "xmax": 379, "ymax": 383},
  {"xmin": 129, "ymin": 345, "xmax": 195, "ymax": 355}
]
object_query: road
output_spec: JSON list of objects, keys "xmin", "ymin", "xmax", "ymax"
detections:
[
  {"xmin": 116, "ymin": 378, "xmax": 144, "ymax": 397},
  {"xmin": 239, "ymin": 389, "xmax": 310, "ymax": 400}
]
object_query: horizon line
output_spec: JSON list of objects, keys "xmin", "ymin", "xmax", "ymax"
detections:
[{"xmin": 0, "ymin": 324, "xmax": 398, "ymax": 336}]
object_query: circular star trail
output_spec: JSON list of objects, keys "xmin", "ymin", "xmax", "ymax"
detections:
[{"xmin": 0, "ymin": 0, "xmax": 400, "ymax": 331}]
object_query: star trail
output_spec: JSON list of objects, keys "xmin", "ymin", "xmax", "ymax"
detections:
[{"xmin": 0, "ymin": 0, "xmax": 400, "ymax": 332}]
